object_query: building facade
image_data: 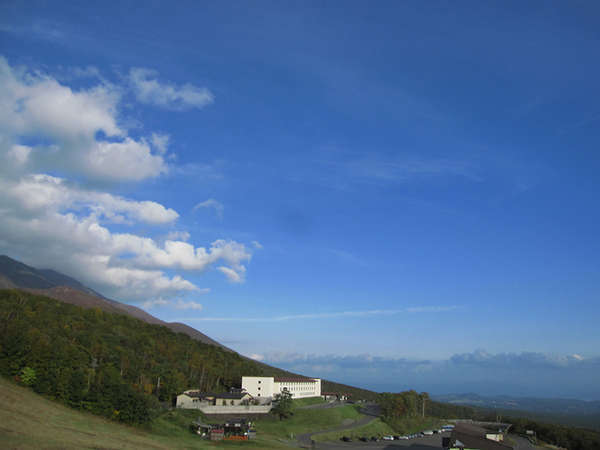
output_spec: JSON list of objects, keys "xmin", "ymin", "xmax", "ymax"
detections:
[
  {"xmin": 176, "ymin": 389, "xmax": 253, "ymax": 408},
  {"xmin": 242, "ymin": 376, "xmax": 321, "ymax": 399}
]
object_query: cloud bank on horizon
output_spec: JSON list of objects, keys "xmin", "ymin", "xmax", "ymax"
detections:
[
  {"xmin": 255, "ymin": 350, "xmax": 600, "ymax": 400},
  {"xmin": 0, "ymin": 56, "xmax": 253, "ymax": 304}
]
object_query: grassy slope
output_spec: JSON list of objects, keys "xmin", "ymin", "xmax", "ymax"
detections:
[
  {"xmin": 312, "ymin": 418, "xmax": 396, "ymax": 442},
  {"xmin": 0, "ymin": 377, "xmax": 286, "ymax": 449},
  {"xmin": 313, "ymin": 416, "xmax": 443, "ymax": 442},
  {"xmin": 290, "ymin": 397, "xmax": 326, "ymax": 408},
  {"xmin": 253, "ymin": 404, "xmax": 363, "ymax": 440}
]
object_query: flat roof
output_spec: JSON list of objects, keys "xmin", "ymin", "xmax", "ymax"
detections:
[{"xmin": 274, "ymin": 377, "xmax": 317, "ymax": 383}]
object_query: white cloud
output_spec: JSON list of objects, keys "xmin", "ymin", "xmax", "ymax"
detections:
[
  {"xmin": 251, "ymin": 240, "xmax": 263, "ymax": 249},
  {"xmin": 248, "ymin": 353, "xmax": 265, "ymax": 361},
  {"xmin": 0, "ymin": 57, "xmax": 256, "ymax": 302},
  {"xmin": 6, "ymin": 174, "xmax": 178, "ymax": 224},
  {"xmin": 166, "ymin": 231, "xmax": 191, "ymax": 241},
  {"xmin": 142, "ymin": 298, "xmax": 169, "ymax": 309},
  {"xmin": 217, "ymin": 266, "xmax": 244, "ymax": 283},
  {"xmin": 151, "ymin": 133, "xmax": 170, "ymax": 155},
  {"xmin": 0, "ymin": 56, "xmax": 167, "ymax": 182},
  {"xmin": 194, "ymin": 198, "xmax": 224, "ymax": 219},
  {"xmin": 128, "ymin": 67, "xmax": 214, "ymax": 110},
  {"xmin": 175, "ymin": 300, "xmax": 204, "ymax": 310},
  {"xmin": 85, "ymin": 138, "xmax": 166, "ymax": 181},
  {"xmin": 7, "ymin": 144, "xmax": 31, "ymax": 165},
  {"xmin": 0, "ymin": 175, "xmax": 251, "ymax": 297},
  {"xmin": 142, "ymin": 297, "xmax": 206, "ymax": 311}
]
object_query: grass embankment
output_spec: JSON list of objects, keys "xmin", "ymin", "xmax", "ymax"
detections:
[
  {"xmin": 312, "ymin": 418, "xmax": 396, "ymax": 442},
  {"xmin": 291, "ymin": 397, "xmax": 326, "ymax": 408},
  {"xmin": 313, "ymin": 416, "xmax": 443, "ymax": 442},
  {"xmin": 253, "ymin": 403, "xmax": 363, "ymax": 440},
  {"xmin": 0, "ymin": 377, "xmax": 286, "ymax": 449}
]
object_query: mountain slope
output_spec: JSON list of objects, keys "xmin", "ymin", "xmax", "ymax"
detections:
[{"xmin": 0, "ymin": 255, "xmax": 229, "ymax": 350}]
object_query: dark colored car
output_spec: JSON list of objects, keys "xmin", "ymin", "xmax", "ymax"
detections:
[
  {"xmin": 370, "ymin": 436, "xmax": 378, "ymax": 441},
  {"xmin": 341, "ymin": 436, "xmax": 352, "ymax": 442}
]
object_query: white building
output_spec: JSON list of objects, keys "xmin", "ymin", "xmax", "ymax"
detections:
[{"xmin": 242, "ymin": 376, "xmax": 321, "ymax": 399}]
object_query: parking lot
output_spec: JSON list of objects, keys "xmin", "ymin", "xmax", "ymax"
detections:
[{"xmin": 310, "ymin": 432, "xmax": 449, "ymax": 449}]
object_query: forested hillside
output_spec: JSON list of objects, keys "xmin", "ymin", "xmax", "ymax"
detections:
[
  {"xmin": 0, "ymin": 289, "xmax": 294, "ymax": 423},
  {"xmin": 0, "ymin": 289, "xmax": 379, "ymax": 426}
]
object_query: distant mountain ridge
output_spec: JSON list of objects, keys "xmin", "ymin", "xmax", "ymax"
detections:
[
  {"xmin": 432, "ymin": 392, "xmax": 600, "ymax": 417},
  {"xmin": 0, "ymin": 255, "xmax": 228, "ymax": 350}
]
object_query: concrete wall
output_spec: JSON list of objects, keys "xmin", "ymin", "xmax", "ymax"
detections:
[{"xmin": 198, "ymin": 405, "xmax": 272, "ymax": 414}]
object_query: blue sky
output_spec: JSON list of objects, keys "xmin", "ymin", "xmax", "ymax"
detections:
[{"xmin": 1, "ymin": 1, "xmax": 599, "ymax": 399}]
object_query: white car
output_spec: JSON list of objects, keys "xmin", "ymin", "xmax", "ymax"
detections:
[{"xmin": 382, "ymin": 435, "xmax": 394, "ymax": 441}]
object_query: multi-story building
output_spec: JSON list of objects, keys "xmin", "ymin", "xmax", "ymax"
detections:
[{"xmin": 242, "ymin": 376, "xmax": 321, "ymax": 399}]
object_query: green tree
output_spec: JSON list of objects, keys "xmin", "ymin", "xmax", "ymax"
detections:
[
  {"xmin": 271, "ymin": 390, "xmax": 293, "ymax": 420},
  {"xmin": 20, "ymin": 366, "xmax": 36, "ymax": 386}
]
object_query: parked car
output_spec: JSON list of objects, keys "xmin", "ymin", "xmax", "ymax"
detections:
[
  {"xmin": 423, "ymin": 430, "xmax": 434, "ymax": 436},
  {"xmin": 370, "ymin": 436, "xmax": 378, "ymax": 441},
  {"xmin": 359, "ymin": 437, "xmax": 368, "ymax": 442},
  {"xmin": 382, "ymin": 435, "xmax": 394, "ymax": 441},
  {"xmin": 398, "ymin": 435, "xmax": 409, "ymax": 440},
  {"xmin": 340, "ymin": 436, "xmax": 352, "ymax": 442}
]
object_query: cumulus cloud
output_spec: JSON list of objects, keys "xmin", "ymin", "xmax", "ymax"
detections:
[
  {"xmin": 0, "ymin": 57, "xmax": 255, "ymax": 303},
  {"xmin": 251, "ymin": 240, "xmax": 263, "ymax": 249},
  {"xmin": 0, "ymin": 56, "xmax": 167, "ymax": 182},
  {"xmin": 166, "ymin": 231, "xmax": 191, "ymax": 241},
  {"xmin": 5, "ymin": 174, "xmax": 178, "ymax": 224},
  {"xmin": 128, "ymin": 67, "xmax": 214, "ymax": 110},
  {"xmin": 194, "ymin": 198, "xmax": 224, "ymax": 219},
  {"xmin": 0, "ymin": 189, "xmax": 250, "ymax": 299}
]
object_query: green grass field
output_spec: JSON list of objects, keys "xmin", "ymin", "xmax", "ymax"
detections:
[
  {"xmin": 290, "ymin": 397, "xmax": 326, "ymax": 408},
  {"xmin": 312, "ymin": 418, "xmax": 396, "ymax": 442},
  {"xmin": 0, "ymin": 377, "xmax": 287, "ymax": 449},
  {"xmin": 252, "ymin": 404, "xmax": 363, "ymax": 440}
]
